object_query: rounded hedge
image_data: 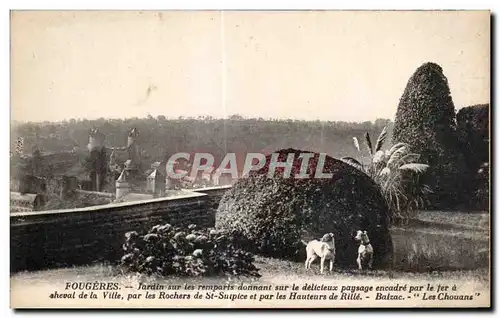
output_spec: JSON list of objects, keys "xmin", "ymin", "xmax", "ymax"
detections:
[{"xmin": 215, "ymin": 148, "xmax": 394, "ymax": 269}]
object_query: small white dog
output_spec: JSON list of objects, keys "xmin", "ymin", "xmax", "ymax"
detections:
[
  {"xmin": 301, "ymin": 233, "xmax": 336, "ymax": 274},
  {"xmin": 354, "ymin": 230, "xmax": 374, "ymax": 270}
]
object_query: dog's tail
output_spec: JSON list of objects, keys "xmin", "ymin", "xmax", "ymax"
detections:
[{"xmin": 300, "ymin": 240, "xmax": 308, "ymax": 246}]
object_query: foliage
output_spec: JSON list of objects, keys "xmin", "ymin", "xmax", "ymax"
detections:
[
  {"xmin": 392, "ymin": 62, "xmax": 467, "ymax": 209},
  {"xmin": 86, "ymin": 148, "xmax": 108, "ymax": 189},
  {"xmin": 456, "ymin": 104, "xmax": 489, "ymax": 168},
  {"xmin": 473, "ymin": 162, "xmax": 489, "ymax": 210},
  {"xmin": 456, "ymin": 104, "xmax": 489, "ymax": 210},
  {"xmin": 341, "ymin": 127, "xmax": 432, "ymax": 223},
  {"xmin": 31, "ymin": 147, "xmax": 43, "ymax": 174},
  {"xmin": 216, "ymin": 148, "xmax": 394, "ymax": 269},
  {"xmin": 120, "ymin": 223, "xmax": 261, "ymax": 278}
]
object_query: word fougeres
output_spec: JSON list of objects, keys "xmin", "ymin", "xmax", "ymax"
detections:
[{"xmin": 65, "ymin": 282, "xmax": 120, "ymax": 291}]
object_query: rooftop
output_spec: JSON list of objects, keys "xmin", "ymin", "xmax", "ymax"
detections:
[{"xmin": 10, "ymin": 192, "xmax": 40, "ymax": 204}]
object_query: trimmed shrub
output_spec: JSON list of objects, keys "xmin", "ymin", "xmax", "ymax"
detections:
[
  {"xmin": 120, "ymin": 223, "xmax": 261, "ymax": 278},
  {"xmin": 457, "ymin": 104, "xmax": 489, "ymax": 168},
  {"xmin": 215, "ymin": 148, "xmax": 394, "ymax": 269},
  {"xmin": 392, "ymin": 62, "xmax": 467, "ymax": 209},
  {"xmin": 457, "ymin": 104, "xmax": 489, "ymax": 210}
]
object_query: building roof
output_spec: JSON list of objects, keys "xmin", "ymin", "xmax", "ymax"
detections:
[
  {"xmin": 116, "ymin": 170, "xmax": 128, "ymax": 184},
  {"xmin": 147, "ymin": 168, "xmax": 165, "ymax": 180},
  {"xmin": 10, "ymin": 192, "xmax": 40, "ymax": 204},
  {"xmin": 147, "ymin": 169, "xmax": 157, "ymax": 179},
  {"xmin": 143, "ymin": 169, "xmax": 153, "ymax": 177}
]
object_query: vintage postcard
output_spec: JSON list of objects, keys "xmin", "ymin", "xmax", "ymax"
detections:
[{"xmin": 9, "ymin": 10, "xmax": 490, "ymax": 309}]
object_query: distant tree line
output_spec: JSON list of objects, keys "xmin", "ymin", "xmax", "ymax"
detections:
[{"xmin": 10, "ymin": 116, "xmax": 393, "ymax": 171}]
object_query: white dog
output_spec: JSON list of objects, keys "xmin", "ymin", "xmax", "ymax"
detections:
[
  {"xmin": 301, "ymin": 233, "xmax": 336, "ymax": 274},
  {"xmin": 354, "ymin": 230, "xmax": 374, "ymax": 270}
]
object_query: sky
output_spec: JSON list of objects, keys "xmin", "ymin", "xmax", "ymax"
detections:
[{"xmin": 10, "ymin": 11, "xmax": 490, "ymax": 123}]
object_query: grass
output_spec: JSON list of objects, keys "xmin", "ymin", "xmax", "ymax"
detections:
[
  {"xmin": 414, "ymin": 210, "xmax": 489, "ymax": 229},
  {"xmin": 391, "ymin": 228, "xmax": 488, "ymax": 272},
  {"xmin": 389, "ymin": 210, "xmax": 489, "ymax": 272}
]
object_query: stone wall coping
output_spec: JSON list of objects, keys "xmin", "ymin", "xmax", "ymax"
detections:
[
  {"xmin": 191, "ymin": 185, "xmax": 233, "ymax": 192},
  {"xmin": 10, "ymin": 191, "xmax": 208, "ymax": 218}
]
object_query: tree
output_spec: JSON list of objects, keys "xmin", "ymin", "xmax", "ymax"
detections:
[
  {"xmin": 392, "ymin": 62, "xmax": 467, "ymax": 209},
  {"xmin": 31, "ymin": 147, "xmax": 43, "ymax": 175},
  {"xmin": 82, "ymin": 147, "xmax": 108, "ymax": 191}
]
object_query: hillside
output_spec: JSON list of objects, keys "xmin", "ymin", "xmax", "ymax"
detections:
[{"xmin": 10, "ymin": 116, "xmax": 393, "ymax": 169}]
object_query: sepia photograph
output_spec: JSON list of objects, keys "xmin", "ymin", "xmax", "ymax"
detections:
[{"xmin": 9, "ymin": 10, "xmax": 490, "ymax": 309}]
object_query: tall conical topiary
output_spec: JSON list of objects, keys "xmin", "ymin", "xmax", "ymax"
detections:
[{"xmin": 392, "ymin": 62, "xmax": 467, "ymax": 209}]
